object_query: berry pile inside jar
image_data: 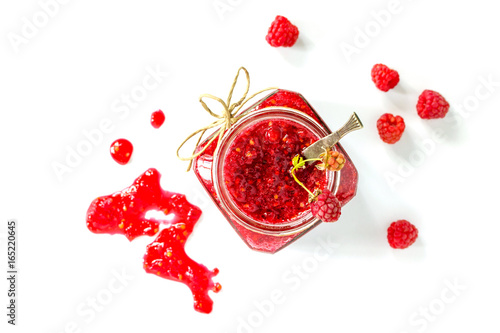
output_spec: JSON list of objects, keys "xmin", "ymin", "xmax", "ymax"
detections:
[{"xmin": 223, "ymin": 118, "xmax": 327, "ymax": 223}]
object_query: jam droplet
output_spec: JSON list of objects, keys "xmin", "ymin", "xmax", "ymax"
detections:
[
  {"xmin": 86, "ymin": 168, "xmax": 220, "ymax": 313},
  {"xmin": 110, "ymin": 139, "xmax": 133, "ymax": 165},
  {"xmin": 151, "ymin": 109, "xmax": 165, "ymax": 129}
]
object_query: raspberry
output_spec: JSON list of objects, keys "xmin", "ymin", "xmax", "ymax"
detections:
[
  {"xmin": 371, "ymin": 64, "xmax": 400, "ymax": 92},
  {"xmin": 265, "ymin": 15, "xmax": 299, "ymax": 47},
  {"xmin": 377, "ymin": 113, "xmax": 405, "ymax": 144},
  {"xmin": 416, "ymin": 89, "xmax": 450, "ymax": 119},
  {"xmin": 317, "ymin": 149, "xmax": 345, "ymax": 172},
  {"xmin": 310, "ymin": 189, "xmax": 341, "ymax": 223},
  {"xmin": 387, "ymin": 220, "xmax": 418, "ymax": 249}
]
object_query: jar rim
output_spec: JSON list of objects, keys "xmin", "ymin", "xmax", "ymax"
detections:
[{"xmin": 212, "ymin": 106, "xmax": 339, "ymax": 236}]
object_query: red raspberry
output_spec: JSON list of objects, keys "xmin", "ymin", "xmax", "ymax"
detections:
[
  {"xmin": 310, "ymin": 189, "xmax": 341, "ymax": 223},
  {"xmin": 376, "ymin": 113, "xmax": 405, "ymax": 144},
  {"xmin": 265, "ymin": 15, "xmax": 299, "ymax": 47},
  {"xmin": 416, "ymin": 89, "xmax": 450, "ymax": 119},
  {"xmin": 387, "ymin": 220, "xmax": 418, "ymax": 249},
  {"xmin": 371, "ymin": 64, "xmax": 400, "ymax": 92}
]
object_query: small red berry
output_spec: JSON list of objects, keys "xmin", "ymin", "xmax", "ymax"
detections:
[
  {"xmin": 310, "ymin": 189, "xmax": 341, "ymax": 223},
  {"xmin": 387, "ymin": 220, "xmax": 418, "ymax": 249},
  {"xmin": 265, "ymin": 15, "xmax": 299, "ymax": 47},
  {"xmin": 110, "ymin": 138, "xmax": 133, "ymax": 165},
  {"xmin": 377, "ymin": 113, "xmax": 405, "ymax": 144},
  {"xmin": 416, "ymin": 90, "xmax": 450, "ymax": 119},
  {"xmin": 371, "ymin": 64, "xmax": 400, "ymax": 92}
]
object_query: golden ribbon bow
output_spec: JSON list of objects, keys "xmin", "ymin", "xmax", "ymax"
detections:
[{"xmin": 177, "ymin": 67, "xmax": 277, "ymax": 171}]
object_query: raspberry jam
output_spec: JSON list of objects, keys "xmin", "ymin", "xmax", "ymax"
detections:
[
  {"xmin": 110, "ymin": 138, "xmax": 133, "ymax": 165},
  {"xmin": 151, "ymin": 109, "xmax": 166, "ymax": 128},
  {"xmin": 223, "ymin": 118, "xmax": 326, "ymax": 223},
  {"xmin": 193, "ymin": 90, "xmax": 358, "ymax": 253},
  {"xmin": 86, "ymin": 168, "xmax": 220, "ymax": 313}
]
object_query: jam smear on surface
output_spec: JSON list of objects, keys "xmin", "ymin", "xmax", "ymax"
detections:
[
  {"xmin": 224, "ymin": 119, "xmax": 327, "ymax": 223},
  {"xmin": 86, "ymin": 168, "xmax": 220, "ymax": 313},
  {"xmin": 151, "ymin": 109, "xmax": 166, "ymax": 129},
  {"xmin": 110, "ymin": 138, "xmax": 134, "ymax": 165},
  {"xmin": 144, "ymin": 227, "xmax": 221, "ymax": 314}
]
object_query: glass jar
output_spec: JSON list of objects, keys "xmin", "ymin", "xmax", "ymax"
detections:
[{"xmin": 193, "ymin": 89, "xmax": 358, "ymax": 253}]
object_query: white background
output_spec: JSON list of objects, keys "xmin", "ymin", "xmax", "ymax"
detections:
[{"xmin": 1, "ymin": 0, "xmax": 500, "ymax": 332}]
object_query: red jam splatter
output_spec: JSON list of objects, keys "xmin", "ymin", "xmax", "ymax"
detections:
[
  {"xmin": 110, "ymin": 138, "xmax": 133, "ymax": 165},
  {"xmin": 144, "ymin": 228, "xmax": 221, "ymax": 314},
  {"xmin": 151, "ymin": 109, "xmax": 165, "ymax": 129},
  {"xmin": 224, "ymin": 119, "xmax": 326, "ymax": 223},
  {"xmin": 86, "ymin": 168, "xmax": 220, "ymax": 313}
]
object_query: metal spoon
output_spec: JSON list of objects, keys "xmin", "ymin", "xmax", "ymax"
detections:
[{"xmin": 302, "ymin": 112, "xmax": 363, "ymax": 162}]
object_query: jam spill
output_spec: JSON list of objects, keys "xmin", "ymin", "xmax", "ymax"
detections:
[
  {"xmin": 110, "ymin": 138, "xmax": 134, "ymax": 165},
  {"xmin": 86, "ymin": 168, "xmax": 220, "ymax": 313},
  {"xmin": 151, "ymin": 109, "xmax": 166, "ymax": 129},
  {"xmin": 144, "ymin": 227, "xmax": 221, "ymax": 314}
]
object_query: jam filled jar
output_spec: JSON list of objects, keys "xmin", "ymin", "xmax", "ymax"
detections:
[{"xmin": 193, "ymin": 90, "xmax": 358, "ymax": 253}]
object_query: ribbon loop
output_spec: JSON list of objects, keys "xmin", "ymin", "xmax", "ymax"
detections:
[
  {"xmin": 177, "ymin": 67, "xmax": 277, "ymax": 171},
  {"xmin": 226, "ymin": 67, "xmax": 250, "ymax": 110}
]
